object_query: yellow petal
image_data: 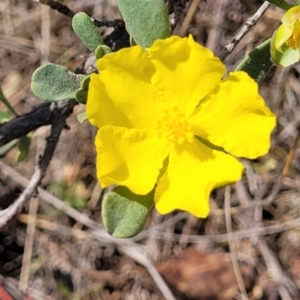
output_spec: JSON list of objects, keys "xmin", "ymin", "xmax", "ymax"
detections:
[
  {"xmin": 155, "ymin": 140, "xmax": 244, "ymax": 218},
  {"xmin": 271, "ymin": 35, "xmax": 300, "ymax": 67},
  {"xmin": 147, "ymin": 35, "xmax": 226, "ymax": 116},
  {"xmin": 88, "ymin": 45, "xmax": 164, "ymax": 129},
  {"xmin": 273, "ymin": 24, "xmax": 293, "ymax": 52},
  {"xmin": 282, "ymin": 6, "xmax": 300, "ymax": 26},
  {"xmin": 95, "ymin": 126, "xmax": 170, "ymax": 194},
  {"xmin": 87, "ymin": 73, "xmax": 131, "ymax": 128},
  {"xmin": 190, "ymin": 71, "xmax": 276, "ymax": 159}
]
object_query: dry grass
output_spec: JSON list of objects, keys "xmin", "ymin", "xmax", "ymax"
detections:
[{"xmin": 1, "ymin": 0, "xmax": 300, "ymax": 299}]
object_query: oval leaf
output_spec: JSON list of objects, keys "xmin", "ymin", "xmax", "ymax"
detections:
[
  {"xmin": 235, "ymin": 39, "xmax": 274, "ymax": 84},
  {"xmin": 0, "ymin": 111, "xmax": 11, "ymax": 124},
  {"xmin": 94, "ymin": 45, "xmax": 112, "ymax": 60},
  {"xmin": 267, "ymin": 0, "xmax": 291, "ymax": 10},
  {"xmin": 75, "ymin": 75, "xmax": 90, "ymax": 104},
  {"xmin": 77, "ymin": 112, "xmax": 87, "ymax": 123},
  {"xmin": 72, "ymin": 12, "xmax": 104, "ymax": 53},
  {"xmin": 16, "ymin": 135, "xmax": 31, "ymax": 162},
  {"xmin": 117, "ymin": 0, "xmax": 170, "ymax": 48},
  {"xmin": 31, "ymin": 63, "xmax": 81, "ymax": 101},
  {"xmin": 270, "ymin": 35, "xmax": 300, "ymax": 67},
  {"xmin": 102, "ymin": 186, "xmax": 154, "ymax": 238},
  {"xmin": 0, "ymin": 87, "xmax": 18, "ymax": 116}
]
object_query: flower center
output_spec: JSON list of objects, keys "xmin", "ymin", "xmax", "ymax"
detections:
[
  {"xmin": 156, "ymin": 106, "xmax": 194, "ymax": 144},
  {"xmin": 286, "ymin": 19, "xmax": 300, "ymax": 49}
]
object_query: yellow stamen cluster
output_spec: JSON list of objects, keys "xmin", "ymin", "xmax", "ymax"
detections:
[
  {"xmin": 156, "ymin": 106, "xmax": 194, "ymax": 144},
  {"xmin": 286, "ymin": 19, "xmax": 300, "ymax": 49}
]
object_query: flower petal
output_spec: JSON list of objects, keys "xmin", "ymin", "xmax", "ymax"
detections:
[
  {"xmin": 87, "ymin": 73, "xmax": 131, "ymax": 128},
  {"xmin": 273, "ymin": 25, "xmax": 293, "ymax": 52},
  {"xmin": 271, "ymin": 36, "xmax": 300, "ymax": 67},
  {"xmin": 155, "ymin": 140, "xmax": 244, "ymax": 217},
  {"xmin": 190, "ymin": 71, "xmax": 276, "ymax": 159},
  {"xmin": 88, "ymin": 45, "xmax": 164, "ymax": 129},
  {"xmin": 147, "ymin": 35, "xmax": 226, "ymax": 116},
  {"xmin": 282, "ymin": 6, "xmax": 300, "ymax": 26},
  {"xmin": 95, "ymin": 126, "xmax": 170, "ymax": 194}
]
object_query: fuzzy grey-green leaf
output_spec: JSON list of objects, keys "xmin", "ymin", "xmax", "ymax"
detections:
[
  {"xmin": 72, "ymin": 12, "xmax": 104, "ymax": 53},
  {"xmin": 94, "ymin": 45, "xmax": 112, "ymax": 60},
  {"xmin": 117, "ymin": 0, "xmax": 170, "ymax": 48},
  {"xmin": 31, "ymin": 63, "xmax": 81, "ymax": 101},
  {"xmin": 102, "ymin": 186, "xmax": 154, "ymax": 238},
  {"xmin": 75, "ymin": 75, "xmax": 90, "ymax": 104}
]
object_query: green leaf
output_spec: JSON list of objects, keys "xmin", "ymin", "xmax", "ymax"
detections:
[
  {"xmin": 267, "ymin": 0, "xmax": 292, "ymax": 10},
  {"xmin": 16, "ymin": 135, "xmax": 31, "ymax": 162},
  {"xmin": 116, "ymin": 0, "xmax": 170, "ymax": 48},
  {"xmin": 77, "ymin": 112, "xmax": 87, "ymax": 123},
  {"xmin": 0, "ymin": 110, "xmax": 11, "ymax": 124},
  {"xmin": 75, "ymin": 75, "xmax": 90, "ymax": 104},
  {"xmin": 65, "ymin": 195, "xmax": 87, "ymax": 211},
  {"xmin": 94, "ymin": 45, "xmax": 112, "ymax": 60},
  {"xmin": 235, "ymin": 39, "xmax": 274, "ymax": 84},
  {"xmin": 31, "ymin": 63, "xmax": 82, "ymax": 101},
  {"xmin": 129, "ymin": 36, "xmax": 137, "ymax": 46},
  {"xmin": 72, "ymin": 12, "xmax": 104, "ymax": 53},
  {"xmin": 0, "ymin": 87, "xmax": 18, "ymax": 116},
  {"xmin": 102, "ymin": 186, "xmax": 154, "ymax": 238},
  {"xmin": 270, "ymin": 35, "xmax": 300, "ymax": 67}
]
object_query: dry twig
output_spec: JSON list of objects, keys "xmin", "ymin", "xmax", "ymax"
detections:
[
  {"xmin": 177, "ymin": 0, "xmax": 201, "ymax": 36},
  {"xmin": 0, "ymin": 99, "xmax": 77, "ymax": 228},
  {"xmin": 18, "ymin": 197, "xmax": 39, "ymax": 293},
  {"xmin": 0, "ymin": 161, "xmax": 176, "ymax": 300},
  {"xmin": 224, "ymin": 186, "xmax": 248, "ymax": 300},
  {"xmin": 219, "ymin": 1, "xmax": 270, "ymax": 60}
]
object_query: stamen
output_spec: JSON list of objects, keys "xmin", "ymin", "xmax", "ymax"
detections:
[
  {"xmin": 156, "ymin": 106, "xmax": 194, "ymax": 144},
  {"xmin": 286, "ymin": 20, "xmax": 300, "ymax": 49}
]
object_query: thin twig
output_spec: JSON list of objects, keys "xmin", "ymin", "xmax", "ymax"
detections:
[
  {"xmin": 39, "ymin": 0, "xmax": 125, "ymax": 29},
  {"xmin": 0, "ymin": 99, "xmax": 76, "ymax": 228},
  {"xmin": 219, "ymin": 1, "xmax": 270, "ymax": 61},
  {"xmin": 282, "ymin": 125, "xmax": 300, "ymax": 176},
  {"xmin": 19, "ymin": 197, "xmax": 39, "ymax": 293},
  {"xmin": 39, "ymin": 0, "xmax": 75, "ymax": 18},
  {"xmin": 2, "ymin": 156, "xmax": 299, "ymax": 246},
  {"xmin": 0, "ymin": 160, "xmax": 103, "ymax": 231},
  {"xmin": 234, "ymin": 182, "xmax": 299, "ymax": 299},
  {"xmin": 0, "ymin": 166, "xmax": 42, "ymax": 228},
  {"xmin": 256, "ymin": 238, "xmax": 295, "ymax": 300},
  {"xmin": 177, "ymin": 0, "xmax": 200, "ymax": 36},
  {"xmin": 132, "ymin": 212, "xmax": 189, "ymax": 242},
  {"xmin": 0, "ymin": 161, "xmax": 176, "ymax": 300},
  {"xmin": 210, "ymin": 139, "xmax": 300, "ymax": 216},
  {"xmin": 142, "ymin": 215, "xmax": 300, "ymax": 244},
  {"xmin": 206, "ymin": 0, "xmax": 228, "ymax": 51},
  {"xmin": 19, "ymin": 214, "xmax": 177, "ymax": 300},
  {"xmin": 224, "ymin": 186, "xmax": 249, "ymax": 300},
  {"xmin": 2, "ymin": 156, "xmax": 300, "ymax": 245}
]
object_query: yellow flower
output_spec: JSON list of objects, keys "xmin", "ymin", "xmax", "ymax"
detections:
[
  {"xmin": 271, "ymin": 6, "xmax": 300, "ymax": 66},
  {"xmin": 87, "ymin": 35, "xmax": 276, "ymax": 218}
]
